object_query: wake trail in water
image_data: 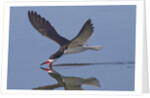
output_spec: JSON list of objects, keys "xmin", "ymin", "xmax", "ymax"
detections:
[{"xmin": 53, "ymin": 61, "xmax": 135, "ymax": 68}]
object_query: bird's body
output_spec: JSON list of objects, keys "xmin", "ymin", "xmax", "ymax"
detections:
[
  {"xmin": 64, "ymin": 45, "xmax": 101, "ymax": 54},
  {"xmin": 28, "ymin": 10, "xmax": 102, "ymax": 68},
  {"xmin": 64, "ymin": 45, "xmax": 86, "ymax": 54}
]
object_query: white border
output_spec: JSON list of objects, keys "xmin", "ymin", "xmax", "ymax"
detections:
[{"xmin": 0, "ymin": 0, "xmax": 144, "ymax": 95}]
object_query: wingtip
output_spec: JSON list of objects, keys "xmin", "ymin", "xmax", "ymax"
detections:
[
  {"xmin": 28, "ymin": 10, "xmax": 30, "ymax": 15},
  {"xmin": 88, "ymin": 18, "xmax": 92, "ymax": 22},
  {"xmin": 87, "ymin": 18, "xmax": 94, "ymax": 29},
  {"xmin": 28, "ymin": 10, "xmax": 33, "ymax": 16},
  {"xmin": 28, "ymin": 10, "xmax": 33, "ymax": 14},
  {"xmin": 28, "ymin": 10, "xmax": 37, "ymax": 15},
  {"xmin": 86, "ymin": 18, "xmax": 93, "ymax": 25},
  {"xmin": 89, "ymin": 18, "xmax": 92, "ymax": 20}
]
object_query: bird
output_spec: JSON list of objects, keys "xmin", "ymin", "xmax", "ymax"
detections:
[
  {"xmin": 28, "ymin": 10, "xmax": 102, "ymax": 69},
  {"xmin": 33, "ymin": 67, "xmax": 100, "ymax": 90}
]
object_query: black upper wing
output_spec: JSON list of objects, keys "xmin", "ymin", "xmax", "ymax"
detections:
[{"xmin": 28, "ymin": 11, "xmax": 69, "ymax": 46}]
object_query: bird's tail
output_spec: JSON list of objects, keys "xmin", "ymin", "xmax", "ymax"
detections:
[
  {"xmin": 85, "ymin": 45, "xmax": 102, "ymax": 51},
  {"xmin": 83, "ymin": 77, "xmax": 100, "ymax": 87}
]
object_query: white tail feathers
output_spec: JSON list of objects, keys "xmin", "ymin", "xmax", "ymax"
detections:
[
  {"xmin": 83, "ymin": 77, "xmax": 100, "ymax": 87},
  {"xmin": 85, "ymin": 45, "xmax": 102, "ymax": 51}
]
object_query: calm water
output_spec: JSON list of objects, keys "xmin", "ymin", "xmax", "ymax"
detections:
[
  {"xmin": 33, "ymin": 62, "xmax": 135, "ymax": 90},
  {"xmin": 7, "ymin": 6, "xmax": 136, "ymax": 91}
]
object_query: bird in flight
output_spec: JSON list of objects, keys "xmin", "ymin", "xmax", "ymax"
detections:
[{"xmin": 28, "ymin": 10, "xmax": 102, "ymax": 69}]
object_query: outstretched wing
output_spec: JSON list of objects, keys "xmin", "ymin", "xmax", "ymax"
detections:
[
  {"xmin": 28, "ymin": 11, "xmax": 69, "ymax": 46},
  {"xmin": 68, "ymin": 19, "xmax": 94, "ymax": 48}
]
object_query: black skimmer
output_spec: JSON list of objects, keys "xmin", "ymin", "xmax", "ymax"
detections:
[
  {"xmin": 28, "ymin": 11, "xmax": 102, "ymax": 69},
  {"xmin": 33, "ymin": 67, "xmax": 100, "ymax": 90}
]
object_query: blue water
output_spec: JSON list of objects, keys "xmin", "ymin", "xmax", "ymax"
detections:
[{"xmin": 7, "ymin": 5, "xmax": 136, "ymax": 91}]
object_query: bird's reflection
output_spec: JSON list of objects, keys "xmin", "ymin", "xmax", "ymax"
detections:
[{"xmin": 33, "ymin": 67, "xmax": 100, "ymax": 90}]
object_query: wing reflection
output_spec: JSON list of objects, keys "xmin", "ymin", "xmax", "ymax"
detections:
[
  {"xmin": 33, "ymin": 68, "xmax": 100, "ymax": 90},
  {"xmin": 33, "ymin": 84, "xmax": 62, "ymax": 90}
]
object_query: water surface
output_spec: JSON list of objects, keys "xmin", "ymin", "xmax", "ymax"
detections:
[{"xmin": 7, "ymin": 5, "xmax": 136, "ymax": 91}]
